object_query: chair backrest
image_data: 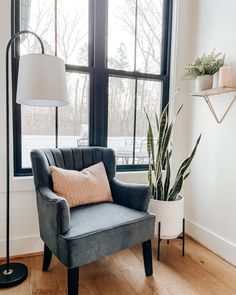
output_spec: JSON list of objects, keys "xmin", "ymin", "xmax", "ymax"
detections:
[{"xmin": 31, "ymin": 147, "xmax": 116, "ymax": 190}]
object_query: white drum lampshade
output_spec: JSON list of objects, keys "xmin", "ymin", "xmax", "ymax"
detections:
[{"xmin": 16, "ymin": 54, "xmax": 68, "ymax": 107}]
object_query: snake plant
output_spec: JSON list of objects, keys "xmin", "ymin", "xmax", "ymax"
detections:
[{"xmin": 145, "ymin": 101, "xmax": 201, "ymax": 201}]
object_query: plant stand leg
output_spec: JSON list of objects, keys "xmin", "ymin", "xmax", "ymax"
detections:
[
  {"xmin": 157, "ymin": 222, "xmax": 161, "ymax": 261},
  {"xmin": 182, "ymin": 218, "xmax": 185, "ymax": 257}
]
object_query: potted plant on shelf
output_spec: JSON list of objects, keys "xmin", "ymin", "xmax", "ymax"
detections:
[
  {"xmin": 184, "ymin": 49, "xmax": 225, "ymax": 91},
  {"xmin": 145, "ymin": 102, "xmax": 201, "ymax": 240}
]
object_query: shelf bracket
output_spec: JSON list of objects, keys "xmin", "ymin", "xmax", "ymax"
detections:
[{"xmin": 203, "ymin": 94, "xmax": 236, "ymax": 123}]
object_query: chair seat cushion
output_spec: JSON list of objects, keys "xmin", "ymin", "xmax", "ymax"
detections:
[{"xmin": 58, "ymin": 202, "xmax": 155, "ymax": 268}]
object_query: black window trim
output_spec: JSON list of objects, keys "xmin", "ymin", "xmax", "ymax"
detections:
[{"xmin": 12, "ymin": 0, "xmax": 173, "ymax": 176}]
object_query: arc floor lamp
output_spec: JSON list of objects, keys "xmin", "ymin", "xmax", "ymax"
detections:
[{"xmin": 0, "ymin": 30, "xmax": 68, "ymax": 288}]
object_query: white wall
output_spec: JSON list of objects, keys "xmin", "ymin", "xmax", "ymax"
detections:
[{"xmin": 172, "ymin": 0, "xmax": 236, "ymax": 265}]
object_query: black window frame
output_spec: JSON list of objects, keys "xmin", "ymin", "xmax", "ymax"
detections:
[{"xmin": 12, "ymin": 0, "xmax": 173, "ymax": 176}]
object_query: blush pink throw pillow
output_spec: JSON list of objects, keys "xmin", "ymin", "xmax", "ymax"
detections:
[{"xmin": 50, "ymin": 162, "xmax": 113, "ymax": 207}]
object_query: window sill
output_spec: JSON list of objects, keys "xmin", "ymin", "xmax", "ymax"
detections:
[
  {"xmin": 6, "ymin": 170, "xmax": 149, "ymax": 193},
  {"xmin": 11, "ymin": 176, "xmax": 35, "ymax": 192}
]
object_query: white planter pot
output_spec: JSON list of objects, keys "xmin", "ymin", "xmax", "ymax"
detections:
[
  {"xmin": 196, "ymin": 75, "xmax": 213, "ymax": 91},
  {"xmin": 148, "ymin": 197, "xmax": 184, "ymax": 240}
]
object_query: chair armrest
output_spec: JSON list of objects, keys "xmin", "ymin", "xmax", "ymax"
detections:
[
  {"xmin": 37, "ymin": 187, "xmax": 70, "ymax": 236},
  {"xmin": 110, "ymin": 178, "xmax": 151, "ymax": 212}
]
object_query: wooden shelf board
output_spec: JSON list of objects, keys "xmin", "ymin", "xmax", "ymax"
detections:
[{"xmin": 191, "ymin": 87, "xmax": 236, "ymax": 97}]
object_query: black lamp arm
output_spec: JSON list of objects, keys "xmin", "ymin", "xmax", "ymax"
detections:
[
  {"xmin": 6, "ymin": 30, "xmax": 44, "ymax": 55},
  {"xmin": 5, "ymin": 30, "xmax": 44, "ymax": 272}
]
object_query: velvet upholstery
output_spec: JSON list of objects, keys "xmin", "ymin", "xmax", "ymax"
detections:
[
  {"xmin": 59, "ymin": 202, "xmax": 154, "ymax": 268},
  {"xmin": 31, "ymin": 147, "xmax": 155, "ymax": 269},
  {"xmin": 110, "ymin": 178, "xmax": 151, "ymax": 211}
]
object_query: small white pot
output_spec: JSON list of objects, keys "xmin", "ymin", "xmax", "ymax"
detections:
[
  {"xmin": 196, "ymin": 75, "xmax": 213, "ymax": 91},
  {"xmin": 148, "ymin": 197, "xmax": 184, "ymax": 240},
  {"xmin": 212, "ymin": 71, "xmax": 219, "ymax": 88}
]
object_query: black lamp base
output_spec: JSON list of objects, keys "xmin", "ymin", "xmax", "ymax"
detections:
[{"xmin": 0, "ymin": 263, "xmax": 28, "ymax": 288}]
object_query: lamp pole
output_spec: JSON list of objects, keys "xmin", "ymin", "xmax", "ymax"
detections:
[{"xmin": 0, "ymin": 31, "xmax": 44, "ymax": 288}]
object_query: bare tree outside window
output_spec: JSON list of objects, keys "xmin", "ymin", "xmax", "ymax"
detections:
[
  {"xmin": 57, "ymin": 0, "xmax": 88, "ymax": 65},
  {"xmin": 20, "ymin": 0, "xmax": 55, "ymax": 55},
  {"xmin": 58, "ymin": 72, "xmax": 89, "ymax": 147}
]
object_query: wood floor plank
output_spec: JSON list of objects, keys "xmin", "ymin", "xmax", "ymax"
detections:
[
  {"xmin": 84, "ymin": 256, "xmax": 135, "ymax": 295},
  {"xmin": 0, "ymin": 238, "xmax": 235, "ymax": 295},
  {"xmin": 152, "ymin": 239, "xmax": 235, "ymax": 295},
  {"xmin": 131, "ymin": 244, "xmax": 200, "ymax": 295},
  {"xmin": 81, "ymin": 256, "xmax": 137, "ymax": 295},
  {"xmin": 173, "ymin": 238, "xmax": 236, "ymax": 292},
  {"xmin": 55, "ymin": 255, "xmax": 137, "ymax": 295},
  {"xmin": 29, "ymin": 256, "xmax": 62, "ymax": 295},
  {"xmin": 111, "ymin": 248, "xmax": 171, "ymax": 295}
]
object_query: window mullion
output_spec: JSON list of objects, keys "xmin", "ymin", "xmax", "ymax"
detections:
[
  {"xmin": 92, "ymin": 0, "xmax": 108, "ymax": 147},
  {"xmin": 54, "ymin": 0, "xmax": 58, "ymax": 148},
  {"xmin": 161, "ymin": 0, "xmax": 173, "ymax": 110},
  {"xmin": 133, "ymin": 78, "xmax": 138, "ymax": 164},
  {"xmin": 88, "ymin": 0, "xmax": 95, "ymax": 68},
  {"xmin": 134, "ymin": 0, "xmax": 138, "ymax": 71},
  {"xmin": 88, "ymin": 0, "xmax": 95, "ymax": 146}
]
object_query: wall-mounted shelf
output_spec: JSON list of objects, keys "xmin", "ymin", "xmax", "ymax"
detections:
[{"xmin": 191, "ymin": 87, "xmax": 236, "ymax": 123}]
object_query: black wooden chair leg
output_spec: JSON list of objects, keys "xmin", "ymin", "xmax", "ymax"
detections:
[
  {"xmin": 157, "ymin": 222, "xmax": 161, "ymax": 261},
  {"xmin": 42, "ymin": 243, "xmax": 52, "ymax": 271},
  {"xmin": 142, "ymin": 240, "xmax": 153, "ymax": 276},
  {"xmin": 182, "ymin": 218, "xmax": 185, "ymax": 257},
  {"xmin": 68, "ymin": 267, "xmax": 79, "ymax": 295}
]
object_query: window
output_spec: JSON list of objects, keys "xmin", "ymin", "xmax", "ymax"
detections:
[{"xmin": 12, "ymin": 0, "xmax": 172, "ymax": 176}]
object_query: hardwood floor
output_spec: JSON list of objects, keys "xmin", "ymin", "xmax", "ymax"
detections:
[{"xmin": 1, "ymin": 237, "xmax": 236, "ymax": 295}]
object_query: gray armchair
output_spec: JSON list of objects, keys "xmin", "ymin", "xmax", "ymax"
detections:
[{"xmin": 31, "ymin": 147, "xmax": 155, "ymax": 295}]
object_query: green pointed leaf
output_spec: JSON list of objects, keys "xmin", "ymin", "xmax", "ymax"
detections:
[
  {"xmin": 161, "ymin": 121, "xmax": 173, "ymax": 165},
  {"xmin": 168, "ymin": 175, "xmax": 184, "ymax": 201},
  {"xmin": 164, "ymin": 151, "xmax": 171, "ymax": 198},
  {"xmin": 184, "ymin": 170, "xmax": 191, "ymax": 180},
  {"xmin": 152, "ymin": 184, "xmax": 157, "ymax": 200},
  {"xmin": 155, "ymin": 111, "xmax": 159, "ymax": 132},
  {"xmin": 157, "ymin": 106, "xmax": 169, "ymax": 151},
  {"xmin": 156, "ymin": 177, "xmax": 164, "ymax": 200},
  {"xmin": 144, "ymin": 109, "xmax": 155, "ymax": 175},
  {"xmin": 177, "ymin": 134, "xmax": 201, "ymax": 178},
  {"xmin": 176, "ymin": 104, "xmax": 184, "ymax": 116},
  {"xmin": 148, "ymin": 161, "xmax": 152, "ymax": 186},
  {"xmin": 161, "ymin": 105, "xmax": 183, "ymax": 166},
  {"xmin": 146, "ymin": 127, "xmax": 154, "ymax": 159},
  {"xmin": 158, "ymin": 108, "xmax": 168, "ymax": 152},
  {"xmin": 168, "ymin": 135, "xmax": 201, "ymax": 201}
]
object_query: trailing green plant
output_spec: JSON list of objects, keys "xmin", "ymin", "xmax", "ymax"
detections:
[
  {"xmin": 184, "ymin": 49, "xmax": 225, "ymax": 80},
  {"xmin": 145, "ymin": 98, "xmax": 201, "ymax": 201}
]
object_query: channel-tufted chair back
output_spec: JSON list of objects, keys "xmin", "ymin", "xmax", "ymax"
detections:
[{"xmin": 31, "ymin": 147, "xmax": 116, "ymax": 190}]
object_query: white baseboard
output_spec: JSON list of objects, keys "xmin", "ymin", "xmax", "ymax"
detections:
[
  {"xmin": 186, "ymin": 219, "xmax": 236, "ymax": 266},
  {"xmin": 0, "ymin": 234, "xmax": 43, "ymax": 257}
]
